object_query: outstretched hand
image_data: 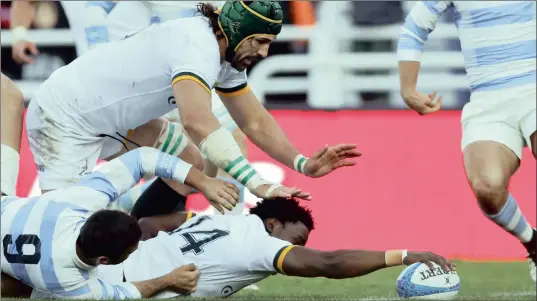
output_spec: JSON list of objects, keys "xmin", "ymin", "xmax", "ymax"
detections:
[{"xmin": 303, "ymin": 144, "xmax": 361, "ymax": 178}]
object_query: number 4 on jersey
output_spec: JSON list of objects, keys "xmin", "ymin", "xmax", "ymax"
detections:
[{"xmin": 180, "ymin": 229, "xmax": 230, "ymax": 255}]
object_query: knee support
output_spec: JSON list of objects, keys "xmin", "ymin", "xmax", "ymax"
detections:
[{"xmin": 154, "ymin": 119, "xmax": 188, "ymax": 157}]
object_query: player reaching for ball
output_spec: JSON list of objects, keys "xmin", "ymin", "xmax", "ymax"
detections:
[
  {"xmin": 25, "ymin": 197, "xmax": 455, "ymax": 299},
  {"xmin": 24, "ymin": 1, "xmax": 360, "ymax": 214},
  {"xmin": 398, "ymin": 1, "xmax": 536, "ymax": 282}
]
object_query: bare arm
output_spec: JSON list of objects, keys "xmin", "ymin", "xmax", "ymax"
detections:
[
  {"xmin": 10, "ymin": 0, "xmax": 36, "ymax": 29},
  {"xmin": 220, "ymin": 89, "xmax": 300, "ymax": 170},
  {"xmin": 138, "ymin": 212, "xmax": 197, "ymax": 240},
  {"xmin": 399, "ymin": 61, "xmax": 422, "ymax": 99},
  {"xmin": 280, "ymin": 247, "xmax": 454, "ymax": 279}
]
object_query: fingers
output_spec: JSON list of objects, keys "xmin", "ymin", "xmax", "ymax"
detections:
[
  {"xmin": 333, "ymin": 144, "xmax": 358, "ymax": 152},
  {"xmin": 28, "ymin": 43, "xmax": 40, "ymax": 56},
  {"xmin": 219, "ymin": 189, "xmax": 237, "ymax": 209},
  {"xmin": 291, "ymin": 190, "xmax": 312, "ymax": 201},
  {"xmin": 338, "ymin": 149, "xmax": 362, "ymax": 158},
  {"xmin": 311, "ymin": 145, "xmax": 329, "ymax": 159},
  {"xmin": 333, "ymin": 160, "xmax": 356, "ymax": 169},
  {"xmin": 211, "ymin": 202, "xmax": 225, "ymax": 215},
  {"xmin": 225, "ymin": 182, "xmax": 240, "ymax": 195},
  {"xmin": 181, "ymin": 263, "xmax": 198, "ymax": 271}
]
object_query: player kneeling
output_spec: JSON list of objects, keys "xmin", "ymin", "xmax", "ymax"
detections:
[{"xmin": 93, "ymin": 197, "xmax": 455, "ymax": 298}]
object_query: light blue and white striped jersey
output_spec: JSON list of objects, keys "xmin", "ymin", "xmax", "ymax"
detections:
[
  {"xmin": 1, "ymin": 147, "xmax": 192, "ymax": 299},
  {"xmin": 83, "ymin": 1, "xmax": 118, "ymax": 51},
  {"xmin": 398, "ymin": 1, "xmax": 536, "ymax": 92}
]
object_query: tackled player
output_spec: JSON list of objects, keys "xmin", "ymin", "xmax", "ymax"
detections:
[
  {"xmin": 1, "ymin": 146, "xmax": 243, "ymax": 298},
  {"xmin": 90, "ymin": 197, "xmax": 456, "ymax": 298}
]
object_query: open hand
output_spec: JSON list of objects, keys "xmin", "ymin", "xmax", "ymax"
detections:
[
  {"xmin": 404, "ymin": 251, "xmax": 456, "ymax": 272},
  {"xmin": 303, "ymin": 144, "xmax": 361, "ymax": 178},
  {"xmin": 198, "ymin": 177, "xmax": 240, "ymax": 214},
  {"xmin": 253, "ymin": 184, "xmax": 312, "ymax": 201}
]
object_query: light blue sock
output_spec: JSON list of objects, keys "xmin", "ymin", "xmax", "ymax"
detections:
[{"xmin": 486, "ymin": 193, "xmax": 533, "ymax": 243}]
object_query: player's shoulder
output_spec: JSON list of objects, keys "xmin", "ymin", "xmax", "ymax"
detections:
[{"xmin": 164, "ymin": 16, "xmax": 219, "ymax": 48}]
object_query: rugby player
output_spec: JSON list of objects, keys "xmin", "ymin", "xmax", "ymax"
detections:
[
  {"xmin": 87, "ymin": 197, "xmax": 455, "ymax": 298},
  {"xmin": 10, "ymin": 0, "xmax": 207, "ymax": 216},
  {"xmin": 1, "ymin": 146, "xmax": 239, "ymax": 298},
  {"xmin": 97, "ymin": 0, "xmax": 250, "ymax": 214},
  {"xmin": 10, "ymin": 0, "xmax": 112, "ymax": 61},
  {"xmin": 397, "ymin": 1, "xmax": 536, "ymax": 282},
  {"xmin": 0, "ymin": 73, "xmax": 25, "ymax": 197},
  {"xmin": 25, "ymin": 1, "xmax": 360, "ymax": 212}
]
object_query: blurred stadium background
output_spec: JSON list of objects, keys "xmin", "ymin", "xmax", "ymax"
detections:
[{"xmin": 1, "ymin": 1, "xmax": 536, "ymax": 300}]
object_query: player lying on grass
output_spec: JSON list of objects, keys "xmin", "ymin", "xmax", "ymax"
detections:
[
  {"xmin": 89, "ymin": 197, "xmax": 456, "ymax": 298},
  {"xmin": 1, "ymin": 147, "xmax": 239, "ymax": 299}
]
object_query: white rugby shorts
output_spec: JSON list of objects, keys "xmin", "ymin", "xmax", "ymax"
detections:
[
  {"xmin": 461, "ymin": 83, "xmax": 536, "ymax": 158},
  {"xmin": 25, "ymin": 100, "xmax": 130, "ymax": 191}
]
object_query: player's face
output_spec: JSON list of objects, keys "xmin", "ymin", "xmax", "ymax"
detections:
[
  {"xmin": 232, "ymin": 35, "xmax": 275, "ymax": 71},
  {"xmin": 271, "ymin": 221, "xmax": 310, "ymax": 246}
]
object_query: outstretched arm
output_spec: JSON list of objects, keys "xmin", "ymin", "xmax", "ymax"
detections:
[
  {"xmin": 278, "ymin": 246, "xmax": 455, "ymax": 279},
  {"xmin": 138, "ymin": 212, "xmax": 197, "ymax": 240},
  {"xmin": 75, "ymin": 147, "xmax": 207, "ymax": 208},
  {"xmin": 220, "ymin": 90, "xmax": 359, "ymax": 178}
]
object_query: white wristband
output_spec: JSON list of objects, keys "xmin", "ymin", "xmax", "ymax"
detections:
[
  {"xmin": 293, "ymin": 154, "xmax": 308, "ymax": 174},
  {"xmin": 401, "ymin": 249, "xmax": 408, "ymax": 264},
  {"xmin": 12, "ymin": 26, "xmax": 29, "ymax": 43}
]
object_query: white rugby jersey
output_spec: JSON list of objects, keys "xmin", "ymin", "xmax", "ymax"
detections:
[
  {"xmin": 1, "ymin": 148, "xmax": 193, "ymax": 299},
  {"xmin": 97, "ymin": 214, "xmax": 293, "ymax": 298},
  {"xmin": 398, "ymin": 1, "xmax": 536, "ymax": 92},
  {"xmin": 33, "ymin": 16, "xmax": 247, "ymax": 136}
]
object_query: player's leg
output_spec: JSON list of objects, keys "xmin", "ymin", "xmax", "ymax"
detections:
[
  {"xmin": 102, "ymin": 117, "xmax": 204, "ymax": 218},
  {"xmin": 518, "ymin": 85, "xmax": 537, "ymax": 282},
  {"xmin": 0, "ymin": 74, "xmax": 25, "ymax": 196},
  {"xmin": 462, "ymin": 90, "xmax": 535, "ymax": 281},
  {"xmin": 25, "ymin": 101, "xmax": 103, "ymax": 193}
]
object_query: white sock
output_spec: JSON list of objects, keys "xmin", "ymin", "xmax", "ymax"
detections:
[{"xmin": 1, "ymin": 144, "xmax": 20, "ymax": 196}]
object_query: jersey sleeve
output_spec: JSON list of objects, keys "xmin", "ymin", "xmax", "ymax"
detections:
[
  {"xmin": 244, "ymin": 218, "xmax": 294, "ymax": 274},
  {"xmin": 166, "ymin": 23, "xmax": 220, "ymax": 95},
  {"xmin": 74, "ymin": 148, "xmax": 192, "ymax": 208},
  {"xmin": 397, "ymin": 1, "xmax": 452, "ymax": 61},
  {"xmin": 84, "ymin": 2, "xmax": 117, "ymax": 50},
  {"xmin": 214, "ymin": 65, "xmax": 249, "ymax": 97}
]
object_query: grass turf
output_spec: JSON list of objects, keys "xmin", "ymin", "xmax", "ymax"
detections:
[{"xmin": 7, "ymin": 261, "xmax": 536, "ymax": 300}]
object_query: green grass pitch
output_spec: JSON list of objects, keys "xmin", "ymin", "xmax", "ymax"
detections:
[{"xmin": 8, "ymin": 261, "xmax": 536, "ymax": 300}]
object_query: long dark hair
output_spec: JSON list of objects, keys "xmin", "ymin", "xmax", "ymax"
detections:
[{"xmin": 196, "ymin": 3, "xmax": 221, "ymax": 35}]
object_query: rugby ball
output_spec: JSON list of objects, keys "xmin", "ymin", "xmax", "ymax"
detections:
[{"xmin": 396, "ymin": 262, "xmax": 460, "ymax": 300}]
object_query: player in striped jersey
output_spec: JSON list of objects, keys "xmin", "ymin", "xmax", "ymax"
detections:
[
  {"xmin": 10, "ymin": 1, "xmax": 117, "ymax": 62},
  {"xmin": 397, "ymin": 1, "xmax": 536, "ymax": 282},
  {"xmin": 1, "ymin": 147, "xmax": 239, "ymax": 298},
  {"xmin": 92, "ymin": 197, "xmax": 455, "ymax": 298}
]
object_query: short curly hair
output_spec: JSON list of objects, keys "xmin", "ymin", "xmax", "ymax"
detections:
[{"xmin": 249, "ymin": 197, "xmax": 315, "ymax": 231}]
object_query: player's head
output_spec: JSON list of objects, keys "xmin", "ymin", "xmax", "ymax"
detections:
[
  {"xmin": 249, "ymin": 197, "xmax": 315, "ymax": 246},
  {"xmin": 77, "ymin": 210, "xmax": 142, "ymax": 265},
  {"xmin": 198, "ymin": 1, "xmax": 283, "ymax": 71}
]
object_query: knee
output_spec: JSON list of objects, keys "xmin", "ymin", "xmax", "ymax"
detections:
[
  {"xmin": 467, "ymin": 171, "xmax": 509, "ymax": 211},
  {"xmin": 1, "ymin": 75, "xmax": 25, "ymax": 118}
]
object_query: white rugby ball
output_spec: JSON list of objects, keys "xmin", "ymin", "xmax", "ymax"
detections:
[{"xmin": 396, "ymin": 262, "xmax": 460, "ymax": 300}]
